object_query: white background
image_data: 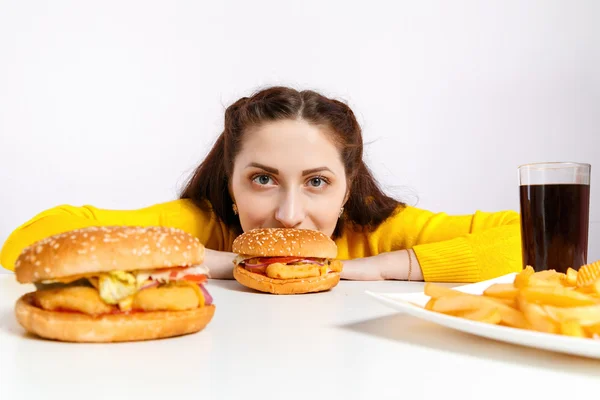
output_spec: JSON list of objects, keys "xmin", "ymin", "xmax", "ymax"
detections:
[{"xmin": 1, "ymin": 0, "xmax": 599, "ymax": 268}]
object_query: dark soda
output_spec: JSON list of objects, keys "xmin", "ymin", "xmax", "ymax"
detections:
[{"xmin": 519, "ymin": 183, "xmax": 590, "ymax": 273}]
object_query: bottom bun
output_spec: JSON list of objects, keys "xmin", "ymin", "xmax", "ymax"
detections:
[
  {"xmin": 15, "ymin": 292, "xmax": 215, "ymax": 343},
  {"xmin": 233, "ymin": 265, "xmax": 341, "ymax": 294}
]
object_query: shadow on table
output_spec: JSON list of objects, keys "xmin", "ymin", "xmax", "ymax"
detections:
[
  {"xmin": 205, "ymin": 279, "xmax": 257, "ymax": 293},
  {"xmin": 338, "ymin": 313, "xmax": 600, "ymax": 377},
  {"xmin": 207, "ymin": 279, "xmax": 340, "ymax": 296},
  {"xmin": 0, "ymin": 309, "xmax": 39, "ymax": 340}
]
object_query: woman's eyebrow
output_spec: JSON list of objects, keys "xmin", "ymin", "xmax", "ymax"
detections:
[
  {"xmin": 302, "ymin": 167, "xmax": 333, "ymax": 176},
  {"xmin": 246, "ymin": 162, "xmax": 279, "ymax": 174}
]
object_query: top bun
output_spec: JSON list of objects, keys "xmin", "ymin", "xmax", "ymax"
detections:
[
  {"xmin": 15, "ymin": 226, "xmax": 205, "ymax": 284},
  {"xmin": 232, "ymin": 228, "xmax": 337, "ymax": 259}
]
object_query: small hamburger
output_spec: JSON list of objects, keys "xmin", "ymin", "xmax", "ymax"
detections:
[
  {"xmin": 232, "ymin": 228, "xmax": 343, "ymax": 294},
  {"xmin": 14, "ymin": 225, "xmax": 215, "ymax": 342}
]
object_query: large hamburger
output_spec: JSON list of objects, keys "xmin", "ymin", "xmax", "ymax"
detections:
[
  {"xmin": 13, "ymin": 225, "xmax": 215, "ymax": 342},
  {"xmin": 232, "ymin": 228, "xmax": 343, "ymax": 294}
]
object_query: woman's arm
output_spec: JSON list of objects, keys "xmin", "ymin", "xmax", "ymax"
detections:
[
  {"xmin": 341, "ymin": 249, "xmax": 423, "ymax": 281},
  {"xmin": 203, "ymin": 248, "xmax": 237, "ymax": 279},
  {"xmin": 0, "ymin": 199, "xmax": 238, "ymax": 277},
  {"xmin": 337, "ymin": 206, "xmax": 522, "ymax": 283}
]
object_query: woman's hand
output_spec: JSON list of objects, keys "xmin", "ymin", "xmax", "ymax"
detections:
[
  {"xmin": 340, "ymin": 249, "xmax": 424, "ymax": 281},
  {"xmin": 203, "ymin": 248, "xmax": 237, "ymax": 279},
  {"xmin": 203, "ymin": 247, "xmax": 425, "ymax": 281}
]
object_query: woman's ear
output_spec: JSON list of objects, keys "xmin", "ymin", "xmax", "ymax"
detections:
[
  {"xmin": 228, "ymin": 182, "xmax": 239, "ymax": 215},
  {"xmin": 228, "ymin": 181, "xmax": 235, "ymax": 203},
  {"xmin": 343, "ymin": 186, "xmax": 350, "ymax": 206}
]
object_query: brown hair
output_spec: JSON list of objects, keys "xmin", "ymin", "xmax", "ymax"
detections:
[{"xmin": 180, "ymin": 86, "xmax": 403, "ymax": 238}]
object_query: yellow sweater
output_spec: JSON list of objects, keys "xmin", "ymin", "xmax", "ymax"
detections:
[{"xmin": 0, "ymin": 199, "xmax": 523, "ymax": 282}]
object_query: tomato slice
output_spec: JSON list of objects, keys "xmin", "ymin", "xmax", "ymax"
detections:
[
  {"xmin": 181, "ymin": 274, "xmax": 208, "ymax": 283},
  {"xmin": 256, "ymin": 257, "xmax": 302, "ymax": 265}
]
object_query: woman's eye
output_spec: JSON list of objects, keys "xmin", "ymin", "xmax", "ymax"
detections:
[
  {"xmin": 308, "ymin": 177, "xmax": 326, "ymax": 187},
  {"xmin": 253, "ymin": 175, "xmax": 273, "ymax": 185}
]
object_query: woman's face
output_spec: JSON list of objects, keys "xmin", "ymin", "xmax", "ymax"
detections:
[{"xmin": 230, "ymin": 119, "xmax": 348, "ymax": 237}]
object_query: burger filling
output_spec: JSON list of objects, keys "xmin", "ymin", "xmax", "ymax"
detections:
[
  {"xmin": 234, "ymin": 255, "xmax": 343, "ymax": 279},
  {"xmin": 31, "ymin": 265, "xmax": 213, "ymax": 316}
]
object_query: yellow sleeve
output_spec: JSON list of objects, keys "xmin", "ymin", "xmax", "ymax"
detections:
[
  {"xmin": 0, "ymin": 199, "xmax": 236, "ymax": 272},
  {"xmin": 337, "ymin": 205, "xmax": 522, "ymax": 283}
]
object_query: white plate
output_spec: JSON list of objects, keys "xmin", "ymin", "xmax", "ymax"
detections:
[{"xmin": 365, "ymin": 273, "xmax": 600, "ymax": 359}]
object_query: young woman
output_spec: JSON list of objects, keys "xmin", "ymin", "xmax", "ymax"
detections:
[{"xmin": 0, "ymin": 86, "xmax": 522, "ymax": 282}]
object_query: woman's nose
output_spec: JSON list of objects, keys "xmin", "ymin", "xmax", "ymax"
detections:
[{"xmin": 274, "ymin": 191, "xmax": 305, "ymax": 228}]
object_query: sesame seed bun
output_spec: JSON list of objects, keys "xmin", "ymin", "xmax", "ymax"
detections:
[
  {"xmin": 233, "ymin": 265, "xmax": 340, "ymax": 295},
  {"xmin": 231, "ymin": 228, "xmax": 337, "ymax": 258},
  {"xmin": 14, "ymin": 226, "xmax": 205, "ymax": 284},
  {"xmin": 15, "ymin": 292, "xmax": 215, "ymax": 343}
]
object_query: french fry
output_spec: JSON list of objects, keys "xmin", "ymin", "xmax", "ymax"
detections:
[
  {"xmin": 423, "ymin": 283, "xmax": 462, "ymax": 299},
  {"xmin": 518, "ymin": 296, "xmax": 559, "ymax": 334},
  {"xmin": 585, "ymin": 323, "xmax": 600, "ymax": 337},
  {"xmin": 421, "ymin": 260, "xmax": 600, "ymax": 340},
  {"xmin": 575, "ymin": 285, "xmax": 596, "ymax": 295},
  {"xmin": 533, "ymin": 270, "xmax": 564, "ymax": 283},
  {"xmin": 519, "ymin": 285, "xmax": 598, "ymax": 307},
  {"xmin": 425, "ymin": 288, "xmax": 528, "ymax": 328},
  {"xmin": 544, "ymin": 304, "xmax": 600, "ymax": 326},
  {"xmin": 495, "ymin": 304, "xmax": 528, "ymax": 329},
  {"xmin": 594, "ymin": 280, "xmax": 600, "ymax": 297},
  {"xmin": 456, "ymin": 307, "xmax": 502, "ymax": 324},
  {"xmin": 563, "ymin": 268, "xmax": 578, "ymax": 287},
  {"xmin": 490, "ymin": 298, "xmax": 518, "ymax": 308},
  {"xmin": 424, "ymin": 298, "xmax": 436, "ymax": 310},
  {"xmin": 560, "ymin": 320, "xmax": 586, "ymax": 338},
  {"xmin": 514, "ymin": 266, "xmax": 567, "ymax": 288},
  {"xmin": 431, "ymin": 295, "xmax": 489, "ymax": 313},
  {"xmin": 528, "ymin": 276, "xmax": 565, "ymax": 288},
  {"xmin": 483, "ymin": 283, "xmax": 518, "ymax": 299},
  {"xmin": 514, "ymin": 266, "xmax": 535, "ymax": 289}
]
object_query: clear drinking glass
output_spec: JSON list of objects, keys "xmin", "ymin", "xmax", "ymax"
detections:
[{"xmin": 518, "ymin": 162, "xmax": 591, "ymax": 273}]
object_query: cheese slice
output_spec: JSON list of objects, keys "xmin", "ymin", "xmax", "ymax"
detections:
[
  {"xmin": 171, "ymin": 281, "xmax": 205, "ymax": 307},
  {"xmin": 41, "ymin": 273, "xmax": 99, "ymax": 284},
  {"xmin": 118, "ymin": 295, "xmax": 134, "ymax": 312}
]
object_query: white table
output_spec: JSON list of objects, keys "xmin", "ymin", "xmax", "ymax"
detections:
[{"xmin": 1, "ymin": 274, "xmax": 598, "ymax": 400}]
